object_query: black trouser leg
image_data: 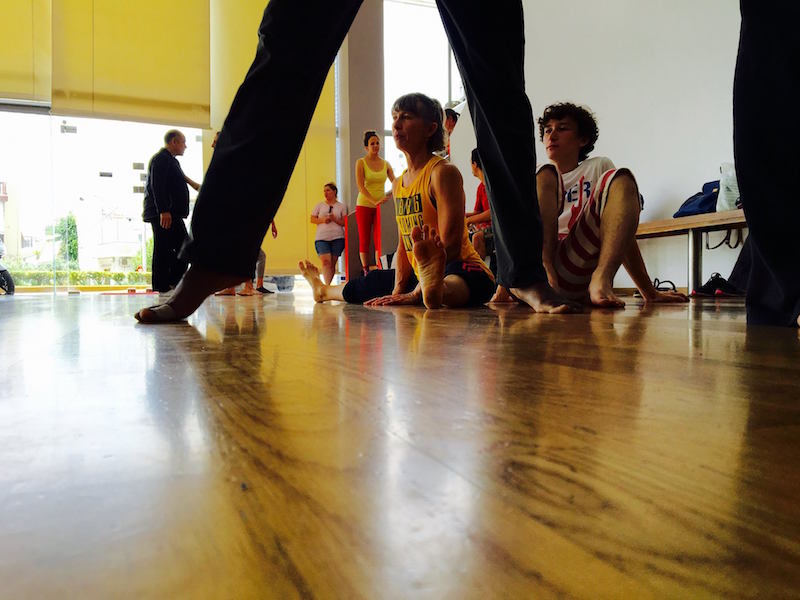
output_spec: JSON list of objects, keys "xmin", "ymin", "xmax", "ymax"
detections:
[
  {"xmin": 151, "ymin": 222, "xmax": 175, "ymax": 292},
  {"xmin": 734, "ymin": 0, "xmax": 800, "ymax": 326},
  {"xmin": 436, "ymin": 0, "xmax": 547, "ymax": 288},
  {"xmin": 184, "ymin": 0, "xmax": 364, "ymax": 279},
  {"xmin": 168, "ymin": 219, "xmax": 189, "ymax": 289},
  {"xmin": 151, "ymin": 219, "xmax": 188, "ymax": 292}
]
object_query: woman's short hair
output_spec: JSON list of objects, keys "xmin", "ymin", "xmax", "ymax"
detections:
[
  {"xmin": 324, "ymin": 182, "xmax": 338, "ymax": 196},
  {"xmin": 363, "ymin": 130, "xmax": 379, "ymax": 147},
  {"xmin": 391, "ymin": 93, "xmax": 445, "ymax": 153},
  {"xmin": 471, "ymin": 148, "xmax": 482, "ymax": 170}
]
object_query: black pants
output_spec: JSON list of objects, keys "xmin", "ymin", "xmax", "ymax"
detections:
[
  {"xmin": 151, "ymin": 219, "xmax": 189, "ymax": 292},
  {"xmin": 341, "ymin": 261, "xmax": 495, "ymax": 306},
  {"xmin": 184, "ymin": 0, "xmax": 546, "ymax": 289},
  {"xmin": 734, "ymin": 0, "xmax": 800, "ymax": 326}
]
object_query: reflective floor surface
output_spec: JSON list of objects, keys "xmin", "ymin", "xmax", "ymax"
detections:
[{"xmin": 1, "ymin": 286, "xmax": 799, "ymax": 598}]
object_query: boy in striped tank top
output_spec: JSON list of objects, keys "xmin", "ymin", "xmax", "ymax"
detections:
[{"xmin": 496, "ymin": 102, "xmax": 687, "ymax": 308}]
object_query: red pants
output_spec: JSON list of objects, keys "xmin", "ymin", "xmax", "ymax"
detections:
[{"xmin": 355, "ymin": 205, "xmax": 381, "ymax": 254}]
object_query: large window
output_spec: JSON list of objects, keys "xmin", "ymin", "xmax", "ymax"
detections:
[
  {"xmin": 0, "ymin": 110, "xmax": 201, "ymax": 289},
  {"xmin": 383, "ymin": 0, "xmax": 464, "ymax": 175}
]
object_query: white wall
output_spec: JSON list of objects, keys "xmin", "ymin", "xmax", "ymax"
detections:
[{"xmin": 451, "ymin": 0, "xmax": 744, "ymax": 289}]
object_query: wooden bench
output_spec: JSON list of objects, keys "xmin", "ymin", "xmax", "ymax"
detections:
[{"xmin": 635, "ymin": 209, "xmax": 747, "ymax": 293}]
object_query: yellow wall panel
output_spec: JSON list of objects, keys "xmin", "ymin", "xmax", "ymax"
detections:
[
  {"xmin": 208, "ymin": 0, "xmax": 337, "ymax": 274},
  {"xmin": 32, "ymin": 0, "xmax": 52, "ymax": 101},
  {"xmin": 51, "ymin": 0, "xmax": 93, "ymax": 114},
  {"xmin": 52, "ymin": 0, "xmax": 210, "ymax": 127},
  {"xmin": 267, "ymin": 70, "xmax": 337, "ymax": 274},
  {"xmin": 0, "ymin": 0, "xmax": 51, "ymax": 102}
]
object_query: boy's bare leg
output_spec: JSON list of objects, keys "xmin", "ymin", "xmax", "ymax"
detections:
[
  {"xmin": 135, "ymin": 266, "xmax": 246, "ymax": 323},
  {"xmin": 507, "ymin": 168, "xmax": 581, "ymax": 314},
  {"xmin": 588, "ymin": 173, "xmax": 640, "ymax": 308},
  {"xmin": 535, "ymin": 167, "xmax": 561, "ymax": 289},
  {"xmin": 298, "ymin": 260, "xmax": 345, "ymax": 302},
  {"xmin": 623, "ymin": 242, "xmax": 688, "ymax": 304},
  {"xmin": 411, "ymin": 225, "xmax": 446, "ymax": 309}
]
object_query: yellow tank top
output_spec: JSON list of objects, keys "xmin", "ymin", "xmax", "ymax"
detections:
[
  {"xmin": 394, "ymin": 155, "xmax": 493, "ymax": 279},
  {"xmin": 356, "ymin": 158, "xmax": 388, "ymax": 208}
]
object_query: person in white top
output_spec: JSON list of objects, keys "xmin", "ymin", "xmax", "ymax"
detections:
[
  {"xmin": 495, "ymin": 102, "xmax": 687, "ymax": 307},
  {"xmin": 310, "ymin": 182, "xmax": 348, "ymax": 285}
]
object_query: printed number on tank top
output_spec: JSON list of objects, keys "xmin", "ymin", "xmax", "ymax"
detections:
[
  {"xmin": 395, "ymin": 194, "xmax": 424, "ymax": 251},
  {"xmin": 567, "ymin": 180, "xmax": 591, "ymax": 230}
]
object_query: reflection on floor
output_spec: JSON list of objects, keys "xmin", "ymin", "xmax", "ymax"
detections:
[{"xmin": 1, "ymin": 285, "xmax": 799, "ymax": 598}]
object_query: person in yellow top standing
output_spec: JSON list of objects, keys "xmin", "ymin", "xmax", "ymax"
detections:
[
  {"xmin": 300, "ymin": 92, "xmax": 495, "ymax": 309},
  {"xmin": 355, "ymin": 130, "xmax": 395, "ymax": 277}
]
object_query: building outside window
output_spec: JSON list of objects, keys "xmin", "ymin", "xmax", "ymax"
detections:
[
  {"xmin": 0, "ymin": 110, "xmax": 201, "ymax": 288},
  {"xmin": 383, "ymin": 0, "xmax": 464, "ymax": 176}
]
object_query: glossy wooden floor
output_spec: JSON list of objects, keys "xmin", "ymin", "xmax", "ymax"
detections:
[{"xmin": 2, "ymin": 284, "xmax": 800, "ymax": 599}]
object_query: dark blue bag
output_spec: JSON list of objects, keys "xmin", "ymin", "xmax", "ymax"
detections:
[{"xmin": 673, "ymin": 181, "xmax": 719, "ymax": 218}]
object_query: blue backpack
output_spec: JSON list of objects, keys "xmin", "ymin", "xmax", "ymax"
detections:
[{"xmin": 673, "ymin": 180, "xmax": 719, "ymax": 218}]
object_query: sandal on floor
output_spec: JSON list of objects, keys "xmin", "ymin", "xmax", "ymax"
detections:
[{"xmin": 634, "ymin": 278, "xmax": 676, "ymax": 297}]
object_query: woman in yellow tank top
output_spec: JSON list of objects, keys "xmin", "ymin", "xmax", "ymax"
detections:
[
  {"xmin": 299, "ymin": 93, "xmax": 495, "ymax": 309},
  {"xmin": 355, "ymin": 131, "xmax": 395, "ymax": 276}
]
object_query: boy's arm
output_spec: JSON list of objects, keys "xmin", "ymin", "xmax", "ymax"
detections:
[
  {"xmin": 466, "ymin": 209, "xmax": 491, "ymax": 225},
  {"xmin": 536, "ymin": 166, "xmax": 560, "ymax": 287}
]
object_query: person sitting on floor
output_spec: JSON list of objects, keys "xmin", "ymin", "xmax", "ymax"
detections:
[
  {"xmin": 466, "ymin": 147, "xmax": 493, "ymax": 260},
  {"xmin": 299, "ymin": 92, "xmax": 495, "ymax": 309},
  {"xmin": 494, "ymin": 102, "xmax": 688, "ymax": 307}
]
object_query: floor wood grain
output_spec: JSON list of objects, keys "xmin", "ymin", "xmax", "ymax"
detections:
[{"xmin": 1, "ymin": 285, "xmax": 799, "ymax": 598}]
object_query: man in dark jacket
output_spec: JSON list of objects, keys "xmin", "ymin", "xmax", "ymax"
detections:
[{"xmin": 143, "ymin": 129, "xmax": 191, "ymax": 293}]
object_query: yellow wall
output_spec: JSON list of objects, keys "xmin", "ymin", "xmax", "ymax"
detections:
[
  {"xmin": 209, "ymin": 0, "xmax": 337, "ymax": 274},
  {"xmin": 51, "ymin": 0, "xmax": 210, "ymax": 127},
  {"xmin": 0, "ymin": 0, "xmax": 51, "ymax": 102}
]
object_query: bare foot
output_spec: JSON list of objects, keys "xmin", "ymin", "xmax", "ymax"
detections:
[
  {"xmin": 489, "ymin": 285, "xmax": 516, "ymax": 303},
  {"xmin": 215, "ymin": 287, "xmax": 236, "ymax": 296},
  {"xmin": 237, "ymin": 282, "xmax": 255, "ymax": 296},
  {"xmin": 298, "ymin": 260, "xmax": 327, "ymax": 302},
  {"xmin": 134, "ymin": 266, "xmax": 246, "ymax": 323},
  {"xmin": 510, "ymin": 281, "xmax": 582, "ymax": 314},
  {"xmin": 411, "ymin": 225, "xmax": 445, "ymax": 309},
  {"xmin": 588, "ymin": 277, "xmax": 625, "ymax": 308}
]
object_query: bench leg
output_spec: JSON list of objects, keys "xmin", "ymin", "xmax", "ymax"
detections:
[{"xmin": 687, "ymin": 229, "xmax": 703, "ymax": 294}]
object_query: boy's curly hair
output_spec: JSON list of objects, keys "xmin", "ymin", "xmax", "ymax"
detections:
[{"xmin": 538, "ymin": 102, "xmax": 599, "ymax": 162}]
